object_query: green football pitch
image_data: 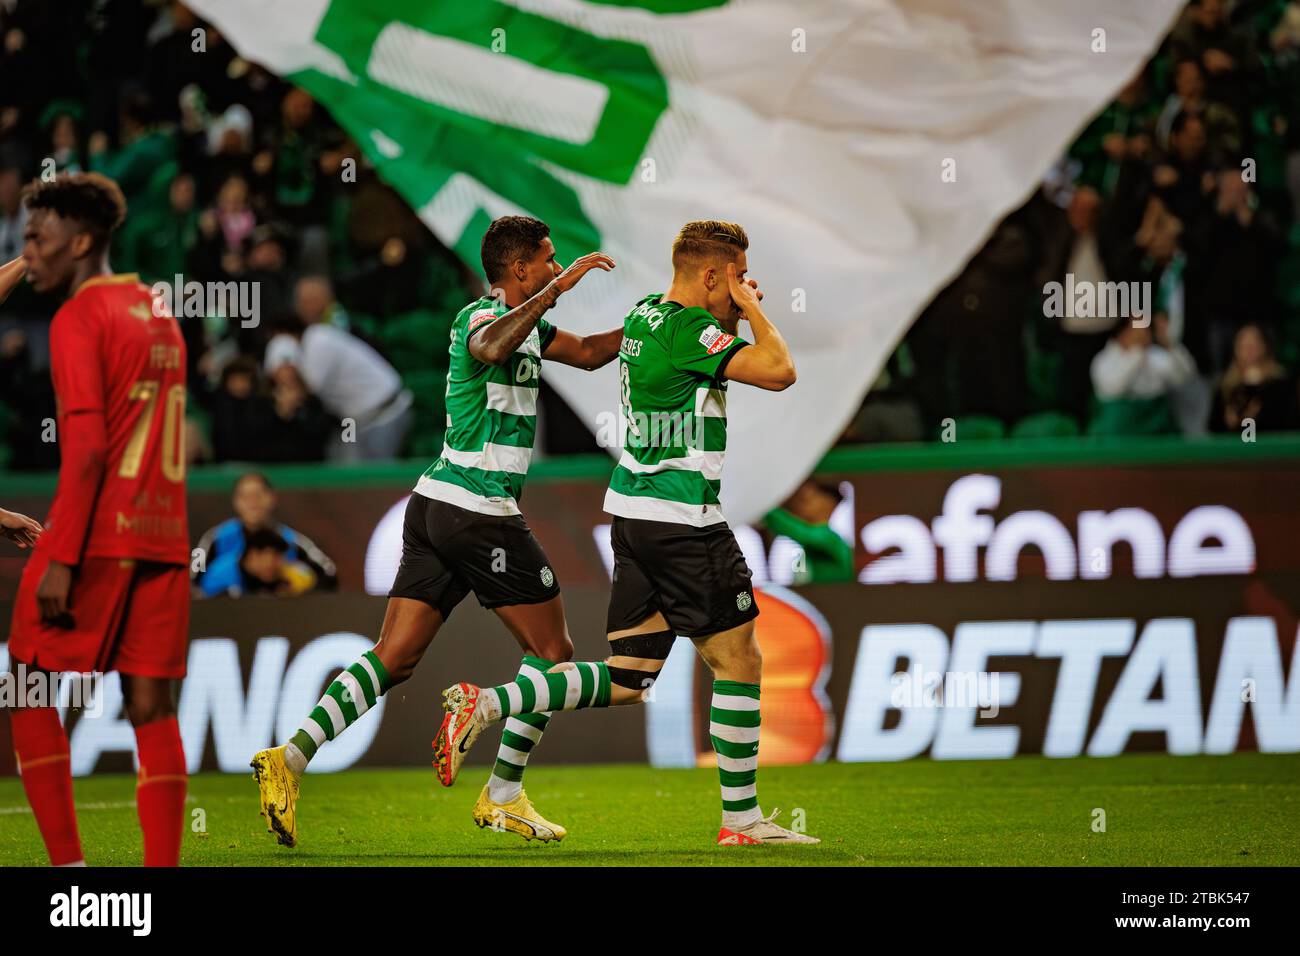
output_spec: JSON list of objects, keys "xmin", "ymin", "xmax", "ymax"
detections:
[{"xmin": 1, "ymin": 753, "xmax": 1297, "ymax": 867}]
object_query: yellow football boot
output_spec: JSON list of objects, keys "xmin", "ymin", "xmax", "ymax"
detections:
[
  {"xmin": 472, "ymin": 785, "xmax": 566, "ymax": 842},
  {"xmin": 250, "ymin": 746, "xmax": 300, "ymax": 848}
]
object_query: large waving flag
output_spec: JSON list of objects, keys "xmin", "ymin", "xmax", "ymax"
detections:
[{"xmin": 189, "ymin": 0, "xmax": 1184, "ymax": 523}]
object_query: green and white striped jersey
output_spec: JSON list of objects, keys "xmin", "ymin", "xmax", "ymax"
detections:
[
  {"xmin": 414, "ymin": 296, "xmax": 556, "ymax": 515},
  {"xmin": 604, "ymin": 294, "xmax": 748, "ymax": 526}
]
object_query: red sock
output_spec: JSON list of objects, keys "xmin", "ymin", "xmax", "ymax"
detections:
[
  {"xmin": 9, "ymin": 707, "xmax": 84, "ymax": 866},
  {"xmin": 134, "ymin": 716, "xmax": 187, "ymax": 867}
]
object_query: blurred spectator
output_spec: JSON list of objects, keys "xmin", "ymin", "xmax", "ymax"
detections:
[
  {"xmin": 198, "ymin": 172, "xmax": 256, "ymax": 274},
  {"xmin": 0, "ymin": 164, "xmax": 26, "ymax": 262},
  {"xmin": 1154, "ymin": 58, "xmax": 1241, "ymax": 159},
  {"xmin": 1036, "ymin": 186, "xmax": 1122, "ymax": 425},
  {"xmin": 39, "ymin": 100, "xmax": 85, "ymax": 174},
  {"xmin": 908, "ymin": 213, "xmax": 1034, "ymax": 432},
  {"xmin": 1210, "ymin": 323, "xmax": 1298, "ymax": 432},
  {"xmin": 1090, "ymin": 316, "xmax": 1197, "ymax": 434},
  {"xmin": 145, "ymin": 1, "xmax": 240, "ymax": 124},
  {"xmin": 263, "ymin": 363, "xmax": 333, "ymax": 461},
  {"xmin": 1169, "ymin": 0, "xmax": 1259, "ymax": 118},
  {"xmin": 264, "ymin": 280, "xmax": 413, "ymax": 460},
  {"xmin": 121, "ymin": 170, "xmax": 200, "ymax": 283},
  {"xmin": 87, "ymin": 85, "xmax": 174, "ymax": 205},
  {"xmin": 209, "ymin": 356, "xmax": 329, "ymax": 463},
  {"xmin": 210, "ymin": 356, "xmax": 271, "ymax": 462},
  {"xmin": 192, "ymin": 472, "xmax": 337, "ymax": 597},
  {"xmin": 234, "ymin": 528, "xmax": 323, "ymax": 597},
  {"xmin": 1192, "ymin": 166, "xmax": 1282, "ymax": 369},
  {"xmin": 1153, "ymin": 111, "xmax": 1214, "ymax": 225},
  {"xmin": 1070, "ymin": 70, "xmax": 1159, "ymax": 198},
  {"xmin": 764, "ymin": 481, "xmax": 854, "ymax": 584}
]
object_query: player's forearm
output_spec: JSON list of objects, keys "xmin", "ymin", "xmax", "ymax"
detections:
[
  {"xmin": 43, "ymin": 413, "xmax": 109, "ymax": 566},
  {"xmin": 578, "ymin": 327, "xmax": 624, "ymax": 370},
  {"xmin": 474, "ymin": 284, "xmax": 562, "ymax": 366},
  {"xmin": 0, "ymin": 257, "xmax": 26, "ymax": 306},
  {"xmin": 743, "ymin": 304, "xmax": 796, "ymax": 386}
]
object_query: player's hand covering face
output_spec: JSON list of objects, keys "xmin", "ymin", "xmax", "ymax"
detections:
[{"xmin": 726, "ymin": 262, "xmax": 763, "ymax": 323}]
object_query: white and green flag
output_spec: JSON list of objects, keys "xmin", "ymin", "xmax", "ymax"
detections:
[{"xmin": 189, "ymin": 0, "xmax": 1183, "ymax": 522}]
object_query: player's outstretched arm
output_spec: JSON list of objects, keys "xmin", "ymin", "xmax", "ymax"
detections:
[
  {"xmin": 542, "ymin": 326, "xmax": 623, "ymax": 371},
  {"xmin": 471, "ymin": 252, "xmax": 615, "ymax": 366},
  {"xmin": 0, "ymin": 507, "xmax": 42, "ymax": 549},
  {"xmin": 0, "ymin": 257, "xmax": 26, "ymax": 306},
  {"xmin": 719, "ymin": 263, "xmax": 796, "ymax": 391}
]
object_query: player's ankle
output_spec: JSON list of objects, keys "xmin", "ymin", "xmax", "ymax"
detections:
[
  {"xmin": 283, "ymin": 742, "xmax": 309, "ymax": 779},
  {"xmin": 488, "ymin": 778, "xmax": 521, "ymax": 804},
  {"xmin": 475, "ymin": 693, "xmax": 502, "ymax": 723}
]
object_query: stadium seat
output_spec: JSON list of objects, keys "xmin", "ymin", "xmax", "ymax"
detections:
[
  {"xmin": 1011, "ymin": 411, "xmax": 1080, "ymax": 439},
  {"xmin": 946, "ymin": 415, "xmax": 1005, "ymax": 441},
  {"xmin": 1087, "ymin": 396, "xmax": 1177, "ymax": 436}
]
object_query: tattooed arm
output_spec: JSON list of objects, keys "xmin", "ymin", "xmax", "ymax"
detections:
[{"xmin": 469, "ymin": 252, "xmax": 615, "ymax": 366}]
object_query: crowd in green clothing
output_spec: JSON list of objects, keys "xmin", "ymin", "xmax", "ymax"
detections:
[
  {"xmin": 849, "ymin": 0, "xmax": 1300, "ymax": 446},
  {"xmin": 5, "ymin": 0, "xmax": 1300, "ymax": 479},
  {"xmin": 0, "ymin": 0, "xmax": 477, "ymax": 471}
]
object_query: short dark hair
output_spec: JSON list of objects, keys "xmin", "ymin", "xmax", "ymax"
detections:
[
  {"xmin": 242, "ymin": 528, "xmax": 289, "ymax": 554},
  {"xmin": 480, "ymin": 215, "xmax": 550, "ymax": 283},
  {"xmin": 22, "ymin": 172, "xmax": 127, "ymax": 249}
]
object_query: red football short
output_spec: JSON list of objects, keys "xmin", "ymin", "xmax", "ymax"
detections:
[{"xmin": 7, "ymin": 552, "xmax": 190, "ymax": 679}]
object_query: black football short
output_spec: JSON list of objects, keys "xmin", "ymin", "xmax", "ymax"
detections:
[
  {"xmin": 605, "ymin": 516, "xmax": 758, "ymax": 638},
  {"xmin": 388, "ymin": 492, "xmax": 560, "ymax": 617}
]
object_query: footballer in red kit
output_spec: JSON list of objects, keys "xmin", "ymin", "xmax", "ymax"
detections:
[{"xmin": 4, "ymin": 173, "xmax": 190, "ymax": 868}]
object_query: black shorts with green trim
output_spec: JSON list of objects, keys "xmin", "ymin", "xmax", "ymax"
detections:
[
  {"xmin": 605, "ymin": 515, "xmax": 758, "ymax": 638},
  {"xmin": 388, "ymin": 492, "xmax": 560, "ymax": 618}
]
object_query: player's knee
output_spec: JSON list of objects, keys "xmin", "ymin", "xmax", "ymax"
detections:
[
  {"xmin": 371, "ymin": 640, "xmax": 417, "ymax": 686},
  {"xmin": 122, "ymin": 682, "xmax": 175, "ymax": 727},
  {"xmin": 606, "ymin": 658, "xmax": 664, "ymax": 697},
  {"xmin": 535, "ymin": 633, "xmax": 574, "ymax": 664}
]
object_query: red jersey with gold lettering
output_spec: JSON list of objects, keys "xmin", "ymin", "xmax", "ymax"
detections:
[{"xmin": 38, "ymin": 273, "xmax": 189, "ymax": 566}]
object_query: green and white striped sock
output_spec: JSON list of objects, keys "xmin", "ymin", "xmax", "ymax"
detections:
[
  {"xmin": 488, "ymin": 656, "xmax": 553, "ymax": 803},
  {"xmin": 285, "ymin": 650, "xmax": 392, "ymax": 777},
  {"xmin": 711, "ymin": 680, "xmax": 763, "ymax": 829},
  {"xmin": 478, "ymin": 660, "xmax": 611, "ymax": 722}
]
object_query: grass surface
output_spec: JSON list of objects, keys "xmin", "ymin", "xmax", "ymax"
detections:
[{"xmin": 1, "ymin": 753, "xmax": 1297, "ymax": 866}]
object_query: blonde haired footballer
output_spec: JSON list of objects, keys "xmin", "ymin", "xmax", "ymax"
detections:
[{"xmin": 435, "ymin": 220, "xmax": 818, "ymax": 846}]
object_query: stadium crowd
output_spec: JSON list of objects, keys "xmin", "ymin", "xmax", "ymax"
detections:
[
  {"xmin": 2, "ymin": 0, "xmax": 1299, "ymax": 476},
  {"xmin": 853, "ymin": 0, "xmax": 1300, "ymax": 442}
]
